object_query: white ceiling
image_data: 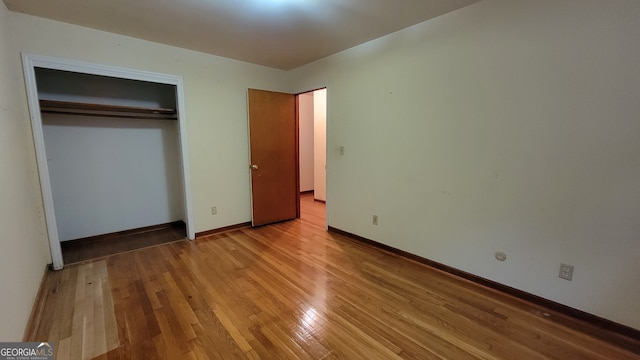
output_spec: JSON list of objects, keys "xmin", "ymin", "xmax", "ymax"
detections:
[{"xmin": 3, "ymin": 0, "xmax": 479, "ymax": 70}]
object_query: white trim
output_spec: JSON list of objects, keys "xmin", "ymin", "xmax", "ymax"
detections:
[
  {"xmin": 22, "ymin": 55, "xmax": 63, "ymax": 270},
  {"xmin": 173, "ymin": 77, "xmax": 195, "ymax": 240},
  {"xmin": 21, "ymin": 54, "xmax": 195, "ymax": 270}
]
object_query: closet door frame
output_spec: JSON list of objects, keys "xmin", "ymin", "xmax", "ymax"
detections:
[{"xmin": 21, "ymin": 53, "xmax": 195, "ymax": 270}]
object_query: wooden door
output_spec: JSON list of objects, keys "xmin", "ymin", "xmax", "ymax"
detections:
[{"xmin": 248, "ymin": 89, "xmax": 299, "ymax": 226}]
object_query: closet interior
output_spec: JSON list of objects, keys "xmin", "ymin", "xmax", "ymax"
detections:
[{"xmin": 35, "ymin": 68, "xmax": 187, "ymax": 263}]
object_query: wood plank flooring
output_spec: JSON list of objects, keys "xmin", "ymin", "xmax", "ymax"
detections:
[
  {"xmin": 61, "ymin": 222, "xmax": 186, "ymax": 265},
  {"xmin": 29, "ymin": 194, "xmax": 640, "ymax": 359},
  {"xmin": 33, "ymin": 260, "xmax": 120, "ymax": 360}
]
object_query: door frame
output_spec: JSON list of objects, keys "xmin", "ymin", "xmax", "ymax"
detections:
[
  {"xmin": 295, "ymin": 87, "xmax": 328, "ymax": 229},
  {"xmin": 295, "ymin": 94, "xmax": 301, "ymax": 219},
  {"xmin": 21, "ymin": 53, "xmax": 195, "ymax": 270},
  {"xmin": 247, "ymin": 88, "xmax": 327, "ymax": 227}
]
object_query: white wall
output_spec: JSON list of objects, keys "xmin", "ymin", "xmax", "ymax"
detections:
[
  {"xmin": 298, "ymin": 92, "xmax": 314, "ymax": 192},
  {"xmin": 8, "ymin": 11, "xmax": 289, "ymax": 235},
  {"xmin": 42, "ymin": 114, "xmax": 184, "ymax": 240},
  {"xmin": 313, "ymin": 89, "xmax": 327, "ymax": 202},
  {"xmin": 289, "ymin": 0, "xmax": 640, "ymax": 330},
  {"xmin": 0, "ymin": 2, "xmax": 50, "ymax": 340}
]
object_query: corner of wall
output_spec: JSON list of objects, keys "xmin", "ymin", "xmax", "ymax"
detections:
[{"xmin": 0, "ymin": 5, "xmax": 52, "ymax": 340}]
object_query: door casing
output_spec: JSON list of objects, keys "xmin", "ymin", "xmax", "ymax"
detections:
[{"xmin": 21, "ymin": 53, "xmax": 195, "ymax": 270}]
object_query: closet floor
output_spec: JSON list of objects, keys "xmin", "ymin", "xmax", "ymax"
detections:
[{"xmin": 61, "ymin": 222, "xmax": 186, "ymax": 264}]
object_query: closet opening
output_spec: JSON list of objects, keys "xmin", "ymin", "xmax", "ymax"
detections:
[{"xmin": 23, "ymin": 54, "xmax": 194, "ymax": 270}]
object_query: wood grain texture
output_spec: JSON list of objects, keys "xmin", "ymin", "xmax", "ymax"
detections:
[
  {"xmin": 248, "ymin": 88, "xmax": 298, "ymax": 226},
  {"xmin": 28, "ymin": 195, "xmax": 640, "ymax": 359},
  {"xmin": 195, "ymin": 222, "xmax": 252, "ymax": 239},
  {"xmin": 39, "ymin": 99, "xmax": 178, "ymax": 120},
  {"xmin": 22, "ymin": 265, "xmax": 51, "ymax": 341},
  {"xmin": 61, "ymin": 222, "xmax": 186, "ymax": 265},
  {"xmin": 328, "ymin": 225, "xmax": 640, "ymax": 352},
  {"xmin": 29, "ymin": 261, "xmax": 119, "ymax": 360}
]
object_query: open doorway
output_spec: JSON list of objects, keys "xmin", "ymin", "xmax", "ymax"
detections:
[
  {"xmin": 246, "ymin": 87, "xmax": 325, "ymax": 228},
  {"xmin": 298, "ymin": 88, "xmax": 327, "ymax": 227}
]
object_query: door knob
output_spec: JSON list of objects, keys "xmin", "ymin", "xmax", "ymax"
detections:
[{"xmin": 251, "ymin": 164, "xmax": 259, "ymax": 170}]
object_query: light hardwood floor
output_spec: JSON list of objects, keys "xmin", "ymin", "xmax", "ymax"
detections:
[{"xmin": 29, "ymin": 194, "xmax": 640, "ymax": 359}]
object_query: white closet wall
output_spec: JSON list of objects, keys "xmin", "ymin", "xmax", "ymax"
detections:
[{"xmin": 37, "ymin": 68, "xmax": 184, "ymax": 241}]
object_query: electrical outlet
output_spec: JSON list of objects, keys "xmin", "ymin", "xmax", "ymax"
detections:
[
  {"xmin": 559, "ymin": 263, "xmax": 574, "ymax": 281},
  {"xmin": 211, "ymin": 206, "xmax": 217, "ymax": 215},
  {"xmin": 495, "ymin": 251, "xmax": 506, "ymax": 261},
  {"xmin": 372, "ymin": 215, "xmax": 378, "ymax": 225}
]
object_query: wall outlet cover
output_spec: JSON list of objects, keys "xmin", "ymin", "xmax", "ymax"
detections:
[{"xmin": 559, "ymin": 263, "xmax": 574, "ymax": 281}]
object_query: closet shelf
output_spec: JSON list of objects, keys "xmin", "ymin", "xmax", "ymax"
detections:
[{"xmin": 39, "ymin": 99, "xmax": 178, "ymax": 120}]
